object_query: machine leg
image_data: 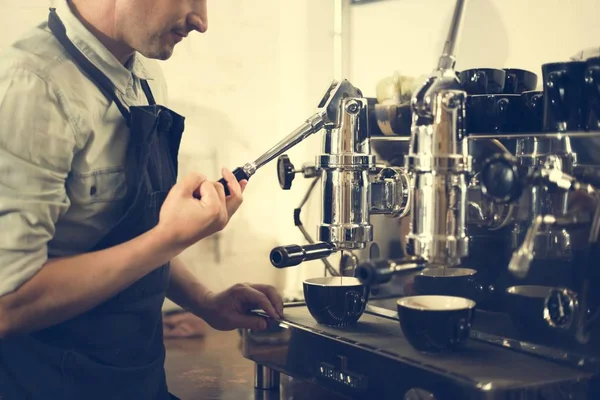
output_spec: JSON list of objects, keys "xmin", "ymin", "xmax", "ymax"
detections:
[{"xmin": 254, "ymin": 363, "xmax": 280, "ymax": 390}]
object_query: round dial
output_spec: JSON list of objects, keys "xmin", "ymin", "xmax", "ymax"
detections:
[{"xmin": 544, "ymin": 288, "xmax": 577, "ymax": 329}]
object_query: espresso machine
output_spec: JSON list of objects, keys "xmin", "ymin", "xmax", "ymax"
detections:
[{"xmin": 234, "ymin": 0, "xmax": 600, "ymax": 397}]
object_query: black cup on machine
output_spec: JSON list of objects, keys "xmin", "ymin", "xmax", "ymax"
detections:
[
  {"xmin": 413, "ymin": 267, "xmax": 485, "ymax": 302},
  {"xmin": 503, "ymin": 68, "xmax": 538, "ymax": 94},
  {"xmin": 303, "ymin": 277, "xmax": 370, "ymax": 327},
  {"xmin": 459, "ymin": 68, "xmax": 506, "ymax": 95},
  {"xmin": 520, "ymin": 90, "xmax": 544, "ymax": 132},
  {"xmin": 466, "ymin": 94, "xmax": 521, "ymax": 133},
  {"xmin": 585, "ymin": 57, "xmax": 600, "ymax": 131},
  {"xmin": 397, "ymin": 295, "xmax": 476, "ymax": 353},
  {"xmin": 504, "ymin": 285, "xmax": 561, "ymax": 339},
  {"xmin": 542, "ymin": 61, "xmax": 587, "ymax": 132}
]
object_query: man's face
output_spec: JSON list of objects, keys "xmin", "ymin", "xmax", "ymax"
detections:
[{"xmin": 116, "ymin": 0, "xmax": 207, "ymax": 60}]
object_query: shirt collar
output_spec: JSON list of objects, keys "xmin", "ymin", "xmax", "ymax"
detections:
[{"xmin": 55, "ymin": 0, "xmax": 153, "ymax": 95}]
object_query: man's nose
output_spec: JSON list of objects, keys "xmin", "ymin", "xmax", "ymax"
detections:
[{"xmin": 188, "ymin": 1, "xmax": 207, "ymax": 33}]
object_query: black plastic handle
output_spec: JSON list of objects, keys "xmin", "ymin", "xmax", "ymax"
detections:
[
  {"xmin": 217, "ymin": 167, "xmax": 251, "ymax": 196},
  {"xmin": 355, "ymin": 260, "xmax": 395, "ymax": 285},
  {"xmin": 270, "ymin": 242, "xmax": 335, "ymax": 268}
]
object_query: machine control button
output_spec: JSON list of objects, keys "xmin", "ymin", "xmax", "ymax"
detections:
[{"xmin": 544, "ymin": 288, "xmax": 578, "ymax": 329}]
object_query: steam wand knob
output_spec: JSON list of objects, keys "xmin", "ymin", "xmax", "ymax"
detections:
[
  {"xmin": 480, "ymin": 153, "xmax": 525, "ymax": 204},
  {"xmin": 277, "ymin": 155, "xmax": 296, "ymax": 190}
]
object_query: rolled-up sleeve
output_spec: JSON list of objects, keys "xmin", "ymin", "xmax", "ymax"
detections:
[{"xmin": 0, "ymin": 68, "xmax": 78, "ymax": 296}]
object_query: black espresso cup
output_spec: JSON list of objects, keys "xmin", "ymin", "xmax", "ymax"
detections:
[
  {"xmin": 503, "ymin": 68, "xmax": 538, "ymax": 94},
  {"xmin": 459, "ymin": 68, "xmax": 506, "ymax": 95},
  {"xmin": 303, "ymin": 277, "xmax": 370, "ymax": 327},
  {"xmin": 585, "ymin": 57, "xmax": 600, "ymax": 131},
  {"xmin": 397, "ymin": 295, "xmax": 476, "ymax": 353},
  {"xmin": 542, "ymin": 61, "xmax": 587, "ymax": 132},
  {"xmin": 466, "ymin": 94, "xmax": 521, "ymax": 133},
  {"xmin": 504, "ymin": 285, "xmax": 560, "ymax": 339},
  {"xmin": 520, "ymin": 90, "xmax": 544, "ymax": 132},
  {"xmin": 413, "ymin": 267, "xmax": 484, "ymax": 303}
]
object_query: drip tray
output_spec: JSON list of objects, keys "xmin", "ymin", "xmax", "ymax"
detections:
[{"xmin": 243, "ymin": 305, "xmax": 599, "ymax": 399}]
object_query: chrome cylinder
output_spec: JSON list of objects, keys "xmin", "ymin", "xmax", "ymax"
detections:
[
  {"xmin": 316, "ymin": 97, "xmax": 375, "ymax": 250},
  {"xmin": 406, "ymin": 90, "xmax": 471, "ymax": 267},
  {"xmin": 254, "ymin": 364, "xmax": 280, "ymax": 390}
]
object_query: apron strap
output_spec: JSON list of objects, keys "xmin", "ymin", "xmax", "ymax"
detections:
[
  {"xmin": 141, "ymin": 80, "xmax": 156, "ymax": 106},
  {"xmin": 47, "ymin": 8, "xmax": 158, "ymax": 122}
]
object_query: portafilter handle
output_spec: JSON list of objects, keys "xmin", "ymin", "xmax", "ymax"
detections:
[
  {"xmin": 270, "ymin": 242, "xmax": 336, "ymax": 268},
  {"xmin": 355, "ymin": 256, "xmax": 425, "ymax": 285}
]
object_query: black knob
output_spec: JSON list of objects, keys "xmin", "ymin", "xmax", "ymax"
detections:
[
  {"xmin": 270, "ymin": 242, "xmax": 334, "ymax": 268},
  {"xmin": 277, "ymin": 155, "xmax": 295, "ymax": 190},
  {"xmin": 480, "ymin": 154, "xmax": 523, "ymax": 203}
]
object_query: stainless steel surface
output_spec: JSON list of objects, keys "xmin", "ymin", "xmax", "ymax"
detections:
[
  {"xmin": 508, "ymin": 215, "xmax": 543, "ymax": 278},
  {"xmin": 403, "ymin": 0, "xmax": 470, "ymax": 268},
  {"xmin": 370, "ymin": 166, "xmax": 411, "ymax": 218},
  {"xmin": 250, "ymin": 113, "xmax": 324, "ymax": 174},
  {"xmin": 254, "ymin": 364, "xmax": 280, "ymax": 390},
  {"xmin": 317, "ymin": 97, "xmax": 377, "ymax": 250},
  {"xmin": 467, "ymin": 173, "xmax": 513, "ymax": 229},
  {"xmin": 407, "ymin": 90, "xmax": 471, "ymax": 267}
]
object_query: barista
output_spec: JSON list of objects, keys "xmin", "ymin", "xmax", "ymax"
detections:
[{"xmin": 0, "ymin": 1, "xmax": 283, "ymax": 399}]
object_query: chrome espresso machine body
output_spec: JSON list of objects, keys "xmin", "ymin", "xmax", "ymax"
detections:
[{"xmin": 237, "ymin": 0, "xmax": 600, "ymax": 398}]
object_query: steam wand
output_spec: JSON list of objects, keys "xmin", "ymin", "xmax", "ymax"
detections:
[{"xmin": 291, "ymin": 176, "xmax": 339, "ymax": 276}]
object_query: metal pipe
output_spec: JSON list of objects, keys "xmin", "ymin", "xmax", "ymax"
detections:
[
  {"xmin": 437, "ymin": 0, "xmax": 467, "ymax": 71},
  {"xmin": 254, "ymin": 364, "xmax": 280, "ymax": 390}
]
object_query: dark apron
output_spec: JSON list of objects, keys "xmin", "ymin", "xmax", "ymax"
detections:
[{"xmin": 0, "ymin": 8, "xmax": 184, "ymax": 400}]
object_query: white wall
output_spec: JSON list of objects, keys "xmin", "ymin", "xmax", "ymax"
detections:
[{"xmin": 348, "ymin": 0, "xmax": 599, "ymax": 97}]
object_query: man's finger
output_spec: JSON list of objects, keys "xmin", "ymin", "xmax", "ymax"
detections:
[
  {"xmin": 250, "ymin": 284, "xmax": 284, "ymax": 318},
  {"xmin": 240, "ymin": 287, "xmax": 280, "ymax": 321},
  {"xmin": 212, "ymin": 181, "xmax": 227, "ymax": 204},
  {"xmin": 179, "ymin": 173, "xmax": 207, "ymax": 195},
  {"xmin": 198, "ymin": 180, "xmax": 219, "ymax": 202},
  {"xmin": 221, "ymin": 168, "xmax": 243, "ymax": 197},
  {"xmin": 231, "ymin": 315, "xmax": 268, "ymax": 331}
]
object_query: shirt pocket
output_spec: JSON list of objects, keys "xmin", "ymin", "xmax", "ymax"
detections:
[{"xmin": 67, "ymin": 167, "xmax": 128, "ymax": 204}]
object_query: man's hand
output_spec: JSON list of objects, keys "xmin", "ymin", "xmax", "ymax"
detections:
[
  {"xmin": 197, "ymin": 283, "xmax": 284, "ymax": 331},
  {"xmin": 156, "ymin": 168, "xmax": 247, "ymax": 250}
]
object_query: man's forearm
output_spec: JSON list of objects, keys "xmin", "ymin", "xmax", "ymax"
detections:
[
  {"xmin": 166, "ymin": 257, "xmax": 212, "ymax": 316},
  {"xmin": 0, "ymin": 226, "xmax": 182, "ymax": 337}
]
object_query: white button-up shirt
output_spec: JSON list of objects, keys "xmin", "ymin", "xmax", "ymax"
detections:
[{"xmin": 0, "ymin": 1, "xmax": 168, "ymax": 296}]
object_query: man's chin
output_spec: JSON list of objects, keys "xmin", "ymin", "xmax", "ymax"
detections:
[{"xmin": 139, "ymin": 46, "xmax": 174, "ymax": 61}]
